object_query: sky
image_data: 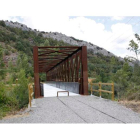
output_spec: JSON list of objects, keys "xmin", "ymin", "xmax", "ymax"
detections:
[{"xmin": 0, "ymin": 16, "xmax": 140, "ymax": 58}]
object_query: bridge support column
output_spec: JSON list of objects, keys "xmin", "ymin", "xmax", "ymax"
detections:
[
  {"xmin": 33, "ymin": 46, "xmax": 41, "ymax": 98},
  {"xmin": 81, "ymin": 46, "xmax": 88, "ymax": 95}
]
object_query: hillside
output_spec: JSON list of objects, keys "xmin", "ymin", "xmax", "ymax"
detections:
[
  {"xmin": 4, "ymin": 20, "xmax": 124, "ymax": 60},
  {"xmin": 0, "ymin": 20, "xmax": 124, "ymax": 79}
]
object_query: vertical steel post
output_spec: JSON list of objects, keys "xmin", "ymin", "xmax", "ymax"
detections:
[
  {"xmin": 68, "ymin": 59, "xmax": 70, "ymax": 82},
  {"xmin": 33, "ymin": 46, "xmax": 41, "ymax": 98},
  {"xmin": 81, "ymin": 46, "xmax": 88, "ymax": 95}
]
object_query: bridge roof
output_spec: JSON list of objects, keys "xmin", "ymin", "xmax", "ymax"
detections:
[{"xmin": 37, "ymin": 46, "xmax": 82, "ymax": 73}]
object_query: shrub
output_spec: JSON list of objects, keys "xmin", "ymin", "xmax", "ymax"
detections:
[
  {"xmin": 4, "ymin": 49, "xmax": 10, "ymax": 55},
  {"xmin": 0, "ymin": 69, "xmax": 6, "ymax": 80},
  {"xmin": 0, "ymin": 82, "xmax": 18, "ymax": 119},
  {"xmin": 11, "ymin": 49, "xmax": 16, "ymax": 53},
  {"xmin": 9, "ymin": 34, "xmax": 16, "ymax": 42},
  {"xmin": 12, "ymin": 69, "xmax": 29, "ymax": 109},
  {"xmin": 0, "ymin": 83, "xmax": 6, "ymax": 103},
  {"xmin": 15, "ymin": 41, "xmax": 24, "ymax": 51},
  {"xmin": 0, "ymin": 20, "xmax": 6, "ymax": 27}
]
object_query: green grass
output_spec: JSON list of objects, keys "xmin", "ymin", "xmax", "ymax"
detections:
[{"xmin": 0, "ymin": 105, "xmax": 11, "ymax": 119}]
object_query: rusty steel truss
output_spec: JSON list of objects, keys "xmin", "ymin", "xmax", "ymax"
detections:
[{"xmin": 33, "ymin": 46, "xmax": 88, "ymax": 98}]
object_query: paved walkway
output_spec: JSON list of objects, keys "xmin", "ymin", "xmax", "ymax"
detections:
[
  {"xmin": 1, "ymin": 96, "xmax": 140, "ymax": 123},
  {"xmin": 43, "ymin": 84, "xmax": 79, "ymax": 97}
]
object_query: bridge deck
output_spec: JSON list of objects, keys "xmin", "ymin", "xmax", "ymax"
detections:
[
  {"xmin": 43, "ymin": 84, "xmax": 80, "ymax": 97},
  {"xmin": 1, "ymin": 96, "xmax": 140, "ymax": 123}
]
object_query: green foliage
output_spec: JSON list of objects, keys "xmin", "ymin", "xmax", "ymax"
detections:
[
  {"xmin": 128, "ymin": 34, "xmax": 140, "ymax": 60},
  {"xmin": 111, "ymin": 62, "xmax": 132, "ymax": 98},
  {"xmin": 4, "ymin": 49, "xmax": 10, "ymax": 55},
  {"xmin": 110, "ymin": 33, "xmax": 140, "ymax": 101},
  {"xmin": 130, "ymin": 63, "xmax": 140, "ymax": 84},
  {"xmin": 0, "ymin": 56, "xmax": 30, "ymax": 118},
  {"xmin": 0, "ymin": 69, "xmax": 6, "ymax": 80},
  {"xmin": 14, "ymin": 38, "xmax": 31, "ymax": 55},
  {"xmin": 11, "ymin": 49, "xmax": 16, "ymax": 53},
  {"xmin": 16, "ymin": 53, "xmax": 33, "ymax": 77},
  {"xmin": 12, "ymin": 69, "xmax": 29, "ymax": 109},
  {"xmin": 0, "ymin": 83, "xmax": 6, "ymax": 103},
  {"xmin": 44, "ymin": 39, "xmax": 50, "ymax": 46},
  {"xmin": 87, "ymin": 50, "xmax": 123, "ymax": 83},
  {"xmin": 0, "ymin": 82, "xmax": 18, "ymax": 119},
  {"xmin": 0, "ymin": 30, "xmax": 16, "ymax": 43},
  {"xmin": 0, "ymin": 20, "xmax": 6, "ymax": 27},
  {"xmin": 39, "ymin": 73, "xmax": 46, "ymax": 81},
  {"xmin": 10, "ymin": 72, "xmax": 17, "ymax": 83},
  {"xmin": 88, "ymin": 33, "xmax": 140, "ymax": 101},
  {"xmin": 0, "ymin": 45, "xmax": 6, "ymax": 80}
]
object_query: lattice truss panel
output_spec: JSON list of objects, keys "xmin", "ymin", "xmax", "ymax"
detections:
[
  {"xmin": 38, "ymin": 46, "xmax": 82, "ymax": 77},
  {"xmin": 46, "ymin": 51, "xmax": 82, "ymax": 82},
  {"xmin": 33, "ymin": 46, "xmax": 88, "ymax": 97}
]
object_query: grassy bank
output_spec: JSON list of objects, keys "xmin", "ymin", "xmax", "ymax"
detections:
[{"xmin": 0, "ymin": 69, "xmax": 29, "ymax": 119}]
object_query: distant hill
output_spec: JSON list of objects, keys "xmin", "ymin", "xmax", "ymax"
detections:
[
  {"xmin": 3, "ymin": 20, "xmax": 124, "ymax": 61},
  {"xmin": 0, "ymin": 20, "xmax": 124, "ymax": 80}
]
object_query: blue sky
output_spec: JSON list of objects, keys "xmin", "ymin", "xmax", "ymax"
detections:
[
  {"xmin": 0, "ymin": 16, "xmax": 140, "ymax": 58},
  {"xmin": 70, "ymin": 16, "xmax": 140, "ymax": 32}
]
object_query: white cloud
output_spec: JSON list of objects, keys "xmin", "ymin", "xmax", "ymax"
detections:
[
  {"xmin": 101, "ymin": 23, "xmax": 136, "ymax": 57},
  {"xmin": 0, "ymin": 16, "xmax": 137, "ymax": 58},
  {"xmin": 111, "ymin": 16, "xmax": 125, "ymax": 20},
  {"xmin": 0, "ymin": 16, "xmax": 12, "ymax": 21}
]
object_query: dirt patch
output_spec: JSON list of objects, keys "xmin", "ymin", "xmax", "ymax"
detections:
[
  {"xmin": 119, "ymin": 100, "xmax": 140, "ymax": 113},
  {"xmin": 3, "ymin": 112, "xmax": 29, "ymax": 120},
  {"xmin": 3, "ymin": 52, "xmax": 18, "ymax": 66},
  {"xmin": 3, "ymin": 107, "xmax": 30, "ymax": 120}
]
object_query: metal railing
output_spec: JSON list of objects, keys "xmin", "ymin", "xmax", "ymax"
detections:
[
  {"xmin": 57, "ymin": 91, "xmax": 69, "ymax": 97},
  {"xmin": 28, "ymin": 83, "xmax": 34, "ymax": 107},
  {"xmin": 90, "ymin": 82, "xmax": 114, "ymax": 101}
]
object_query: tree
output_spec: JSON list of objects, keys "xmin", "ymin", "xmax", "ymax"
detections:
[
  {"xmin": 131, "ymin": 63, "xmax": 140, "ymax": 84},
  {"xmin": 15, "ymin": 41, "xmax": 24, "ymax": 51},
  {"xmin": 8, "ymin": 59, "xmax": 14, "ymax": 72},
  {"xmin": 128, "ymin": 33, "xmax": 140, "ymax": 61},
  {"xmin": 16, "ymin": 53, "xmax": 33, "ymax": 77},
  {"xmin": 40, "ymin": 39, "xmax": 50, "ymax": 47},
  {"xmin": 0, "ymin": 45, "xmax": 6, "ymax": 79},
  {"xmin": 12, "ymin": 69, "xmax": 29, "ymax": 108},
  {"xmin": 110, "ymin": 56, "xmax": 116, "ymax": 73},
  {"xmin": 0, "ymin": 20, "xmax": 6, "ymax": 27},
  {"xmin": 112, "ymin": 61, "xmax": 132, "ymax": 98},
  {"xmin": 126, "ymin": 33, "xmax": 140, "ymax": 84},
  {"xmin": 44, "ymin": 39, "xmax": 50, "ymax": 46}
]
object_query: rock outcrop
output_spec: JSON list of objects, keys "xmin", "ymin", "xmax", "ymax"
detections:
[{"xmin": 3, "ymin": 20, "xmax": 125, "ymax": 62}]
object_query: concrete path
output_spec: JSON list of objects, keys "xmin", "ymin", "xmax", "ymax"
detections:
[
  {"xmin": 1, "ymin": 96, "xmax": 140, "ymax": 123},
  {"xmin": 43, "ymin": 84, "xmax": 79, "ymax": 97}
]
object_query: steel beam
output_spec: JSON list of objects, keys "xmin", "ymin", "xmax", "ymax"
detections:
[
  {"xmin": 81, "ymin": 46, "xmax": 88, "ymax": 95},
  {"xmin": 33, "ymin": 46, "xmax": 41, "ymax": 98},
  {"xmin": 38, "ymin": 46, "xmax": 81, "ymax": 49},
  {"xmin": 46, "ymin": 47, "xmax": 82, "ymax": 73}
]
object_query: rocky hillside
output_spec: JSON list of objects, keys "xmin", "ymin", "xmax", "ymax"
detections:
[
  {"xmin": 0, "ymin": 19, "xmax": 125, "ymax": 82},
  {"xmin": 3, "ymin": 20, "xmax": 124, "ymax": 62}
]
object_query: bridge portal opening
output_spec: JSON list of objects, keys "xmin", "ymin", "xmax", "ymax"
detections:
[{"xmin": 33, "ymin": 46, "xmax": 88, "ymax": 98}]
